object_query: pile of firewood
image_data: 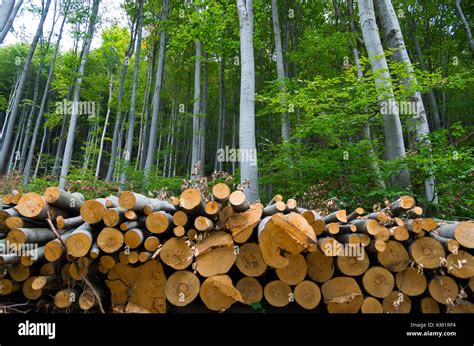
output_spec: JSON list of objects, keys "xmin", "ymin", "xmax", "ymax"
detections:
[{"xmin": 0, "ymin": 184, "xmax": 473, "ymax": 313}]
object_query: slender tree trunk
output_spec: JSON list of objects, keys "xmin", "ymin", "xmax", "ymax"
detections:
[
  {"xmin": 120, "ymin": 0, "xmax": 144, "ymax": 187},
  {"xmin": 144, "ymin": 0, "xmax": 169, "ymax": 173},
  {"xmin": 0, "ymin": 0, "xmax": 23, "ymax": 43},
  {"xmin": 34, "ymin": 125, "xmax": 47, "ymax": 178},
  {"xmin": 236, "ymin": 0, "xmax": 259, "ymax": 201},
  {"xmin": 0, "ymin": 0, "xmax": 50, "ymax": 173},
  {"xmin": 376, "ymin": 0, "xmax": 437, "ymax": 206},
  {"xmin": 358, "ymin": 0, "xmax": 411, "ymax": 189},
  {"xmin": 199, "ymin": 51, "xmax": 207, "ymax": 175},
  {"xmin": 59, "ymin": 0, "xmax": 100, "ymax": 189},
  {"xmin": 190, "ymin": 39, "xmax": 201, "ymax": 177},
  {"xmin": 454, "ymin": 0, "xmax": 474, "ymax": 53},
  {"xmin": 215, "ymin": 57, "xmax": 226, "ymax": 171},
  {"xmin": 271, "ymin": 0, "xmax": 289, "ymax": 141},
  {"xmin": 96, "ymin": 74, "xmax": 114, "ymax": 177}
]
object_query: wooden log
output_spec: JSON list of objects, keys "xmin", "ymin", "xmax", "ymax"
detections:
[
  {"xmin": 119, "ymin": 191, "xmax": 150, "ymax": 211},
  {"xmin": 235, "ymin": 243, "xmax": 267, "ymax": 277},
  {"xmin": 160, "ymin": 237, "xmax": 194, "ymax": 270},
  {"xmin": 293, "ymin": 280, "xmax": 321, "ymax": 310},
  {"xmin": 173, "ymin": 226, "xmax": 185, "ymax": 237},
  {"xmin": 361, "ymin": 297, "xmax": 383, "ymax": 313},
  {"xmin": 285, "ymin": 198, "xmax": 297, "ymax": 212},
  {"xmin": 143, "ymin": 236, "xmax": 160, "ymax": 252},
  {"xmin": 306, "ymin": 251, "xmax": 334, "ymax": 283},
  {"xmin": 395, "ymin": 267, "xmax": 427, "ymax": 297},
  {"xmin": 382, "ymin": 291, "xmax": 411, "ymax": 313},
  {"xmin": 21, "ymin": 246, "xmax": 45, "ymax": 266},
  {"xmin": 318, "ymin": 236, "xmax": 340, "ymax": 256},
  {"xmin": 124, "ymin": 228, "xmax": 145, "ymax": 249},
  {"xmin": 321, "ymin": 277, "xmax": 363, "ymax": 313},
  {"xmin": 358, "ymin": 233, "xmax": 371, "ymax": 247},
  {"xmin": 390, "ymin": 226, "xmax": 409, "ymax": 241},
  {"xmin": 446, "ymin": 250, "xmax": 473, "ymax": 279},
  {"xmin": 65, "ymin": 223, "xmax": 94, "ymax": 257},
  {"xmin": 103, "ymin": 207, "xmax": 126, "ymax": 227},
  {"xmin": 128, "ymin": 251, "xmax": 139, "ymax": 264},
  {"xmin": 323, "ymin": 209, "xmax": 347, "ymax": 224},
  {"xmin": 31, "ymin": 275, "xmax": 56, "ymax": 291},
  {"xmin": 196, "ymin": 231, "xmax": 236, "ymax": 277},
  {"xmin": 429, "ymin": 232, "xmax": 459, "ymax": 254},
  {"xmin": 54, "ymin": 287, "xmax": 80, "ymax": 309},
  {"xmin": 120, "ymin": 216, "xmax": 147, "ymax": 231},
  {"xmin": 100, "ymin": 255, "xmax": 116, "ymax": 270},
  {"xmin": 350, "ymin": 219, "xmax": 379, "ymax": 235},
  {"xmin": 367, "ymin": 211, "xmax": 389, "ymax": 223},
  {"xmin": 229, "ymin": 190, "xmax": 249, "ymax": 212},
  {"xmin": 165, "ymin": 270, "xmax": 200, "ymax": 307},
  {"xmin": 275, "ymin": 253, "xmax": 307, "ymax": 285},
  {"xmin": 0, "ymin": 278, "xmax": 21, "ymax": 295},
  {"xmin": 1, "ymin": 194, "xmax": 13, "ymax": 205},
  {"xmin": 435, "ymin": 222, "xmax": 474, "ymax": 249},
  {"xmin": 80, "ymin": 199, "xmax": 106, "ymax": 224},
  {"xmin": 428, "ymin": 276, "xmax": 459, "ymax": 305},
  {"xmin": 194, "ymin": 216, "xmax": 214, "ymax": 232},
  {"xmin": 124, "ymin": 209, "xmax": 137, "ymax": 221},
  {"xmin": 267, "ymin": 194, "xmax": 283, "ymax": 206},
  {"xmin": 204, "ymin": 200, "xmax": 221, "ymax": 218},
  {"xmin": 388, "ymin": 196, "xmax": 415, "ymax": 216},
  {"xmin": 407, "ymin": 206, "xmax": 423, "ymax": 219},
  {"xmin": 179, "ymin": 188, "xmax": 205, "ymax": 213},
  {"xmin": 97, "ymin": 227, "xmax": 124, "ymax": 253},
  {"xmin": 421, "ymin": 297, "xmax": 440, "ymax": 313},
  {"xmin": 367, "ymin": 239, "xmax": 386, "ymax": 253},
  {"xmin": 44, "ymin": 187, "xmax": 84, "ymax": 213},
  {"xmin": 362, "ymin": 266, "xmax": 395, "ymax": 298},
  {"xmin": 170, "ymin": 196, "xmax": 180, "ymax": 208},
  {"xmin": 0, "ymin": 253, "xmax": 21, "ymax": 265},
  {"xmin": 44, "ymin": 229, "xmax": 74, "ymax": 262},
  {"xmin": 392, "ymin": 217, "xmax": 405, "ymax": 227},
  {"xmin": 56, "ymin": 215, "xmax": 83, "ymax": 230},
  {"xmin": 405, "ymin": 219, "xmax": 423, "ymax": 233},
  {"xmin": 410, "ymin": 237, "xmax": 445, "ymax": 269},
  {"xmin": 302, "ymin": 210, "xmax": 325, "ymax": 236},
  {"xmin": 262, "ymin": 201, "xmax": 285, "ymax": 216},
  {"xmin": 69, "ymin": 257, "xmax": 90, "ymax": 280},
  {"xmin": 451, "ymin": 303, "xmax": 474, "ymax": 313},
  {"xmin": 225, "ymin": 203, "xmax": 263, "ymax": 243},
  {"xmin": 7, "ymin": 227, "xmax": 56, "ymax": 245},
  {"xmin": 374, "ymin": 226, "xmax": 390, "ymax": 241},
  {"xmin": 199, "ymin": 274, "xmax": 243, "ymax": 311},
  {"xmin": 172, "ymin": 210, "xmax": 189, "ymax": 227},
  {"xmin": 145, "ymin": 211, "xmax": 173, "ymax": 234},
  {"xmin": 186, "ymin": 229, "xmax": 197, "ymax": 241},
  {"xmin": 79, "ymin": 288, "xmax": 101, "ymax": 311},
  {"xmin": 338, "ymin": 224, "xmax": 357, "ymax": 234},
  {"xmin": 105, "ymin": 196, "xmax": 119, "ymax": 208},
  {"xmin": 212, "ymin": 183, "xmax": 231, "ymax": 204},
  {"xmin": 422, "ymin": 218, "xmax": 438, "ymax": 231},
  {"xmin": 16, "ymin": 192, "xmax": 49, "ymax": 220},
  {"xmin": 138, "ymin": 251, "xmax": 152, "ymax": 263},
  {"xmin": 377, "ymin": 240, "xmax": 409, "ymax": 272},
  {"xmin": 336, "ymin": 250, "xmax": 370, "ymax": 277},
  {"xmin": 8, "ymin": 264, "xmax": 30, "ymax": 282},
  {"xmin": 264, "ymin": 280, "xmax": 292, "ymax": 307},
  {"xmin": 236, "ymin": 277, "xmax": 263, "ymax": 305},
  {"xmin": 346, "ymin": 207, "xmax": 364, "ymax": 222},
  {"xmin": 6, "ymin": 216, "xmax": 43, "ymax": 229},
  {"xmin": 325, "ymin": 223, "xmax": 340, "ymax": 235},
  {"xmin": 23, "ymin": 277, "xmax": 46, "ymax": 300},
  {"xmin": 89, "ymin": 242, "xmax": 100, "ymax": 258},
  {"xmin": 142, "ymin": 199, "xmax": 175, "ymax": 215},
  {"xmin": 0, "ymin": 207, "xmax": 20, "ymax": 220}
]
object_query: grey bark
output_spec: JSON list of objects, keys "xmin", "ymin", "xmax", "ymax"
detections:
[
  {"xmin": 190, "ymin": 39, "xmax": 201, "ymax": 177},
  {"xmin": 454, "ymin": 0, "xmax": 474, "ymax": 53},
  {"xmin": 358, "ymin": 0, "xmax": 411, "ymax": 189},
  {"xmin": 199, "ymin": 51, "xmax": 208, "ymax": 175},
  {"xmin": 0, "ymin": 0, "xmax": 14, "ymax": 36},
  {"xmin": 237, "ymin": 0, "xmax": 259, "ymax": 202},
  {"xmin": 215, "ymin": 57, "xmax": 226, "ymax": 171},
  {"xmin": 59, "ymin": 0, "xmax": 100, "ymax": 189},
  {"xmin": 95, "ymin": 74, "xmax": 114, "ymax": 177},
  {"xmin": 0, "ymin": 0, "xmax": 23, "ymax": 43},
  {"xmin": 0, "ymin": 0, "xmax": 50, "ymax": 173}
]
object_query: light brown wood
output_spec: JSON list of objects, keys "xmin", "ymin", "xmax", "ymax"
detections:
[
  {"xmin": 204, "ymin": 200, "xmax": 221, "ymax": 218},
  {"xmin": 294, "ymin": 280, "xmax": 321, "ymax": 310},
  {"xmin": 361, "ymin": 297, "xmax": 383, "ymax": 313},
  {"xmin": 267, "ymin": 194, "xmax": 283, "ymax": 206},
  {"xmin": 54, "ymin": 287, "xmax": 80, "ymax": 309},
  {"xmin": 389, "ymin": 196, "xmax": 415, "ymax": 215},
  {"xmin": 146, "ymin": 211, "xmax": 173, "ymax": 234},
  {"xmin": 275, "ymin": 253, "xmax": 307, "ymax": 285},
  {"xmin": 79, "ymin": 288, "xmax": 98, "ymax": 311},
  {"xmin": 323, "ymin": 209, "xmax": 347, "ymax": 224},
  {"xmin": 264, "ymin": 280, "xmax": 292, "ymax": 307},
  {"xmin": 65, "ymin": 223, "xmax": 94, "ymax": 257},
  {"xmin": 186, "ymin": 229, "xmax": 197, "ymax": 241},
  {"xmin": 429, "ymin": 232, "xmax": 459, "ymax": 254},
  {"xmin": 124, "ymin": 228, "xmax": 145, "ymax": 249},
  {"xmin": 225, "ymin": 203, "xmax": 263, "ymax": 243},
  {"xmin": 195, "ymin": 231, "xmax": 236, "ymax": 277},
  {"xmin": 382, "ymin": 291, "xmax": 411, "ymax": 313},
  {"xmin": 306, "ymin": 251, "xmax": 334, "ymax": 283},
  {"xmin": 396, "ymin": 267, "xmax": 427, "ymax": 296},
  {"xmin": 302, "ymin": 210, "xmax": 325, "ymax": 236},
  {"xmin": 7, "ymin": 227, "xmax": 56, "ymax": 245},
  {"xmin": 6, "ymin": 216, "xmax": 42, "ymax": 229},
  {"xmin": 410, "ymin": 237, "xmax": 445, "ymax": 269},
  {"xmin": 143, "ymin": 236, "xmax": 160, "ymax": 252},
  {"xmin": 428, "ymin": 275, "xmax": 459, "ymax": 305},
  {"xmin": 8, "ymin": 264, "xmax": 30, "ymax": 282},
  {"xmin": 436, "ymin": 222, "xmax": 474, "ymax": 249},
  {"xmin": 44, "ymin": 187, "xmax": 84, "ymax": 212},
  {"xmin": 199, "ymin": 275, "xmax": 243, "ymax": 311},
  {"xmin": 406, "ymin": 219, "xmax": 423, "ymax": 233},
  {"xmin": 0, "ymin": 278, "xmax": 21, "ymax": 295},
  {"xmin": 138, "ymin": 251, "xmax": 152, "ymax": 262},
  {"xmin": 212, "ymin": 183, "xmax": 231, "ymax": 203},
  {"xmin": 362, "ymin": 266, "xmax": 395, "ymax": 298},
  {"xmin": 160, "ymin": 237, "xmax": 194, "ymax": 270},
  {"xmin": 142, "ymin": 199, "xmax": 175, "ymax": 215},
  {"xmin": 325, "ymin": 223, "xmax": 340, "ymax": 235},
  {"xmin": 367, "ymin": 211, "xmax": 389, "ymax": 223},
  {"xmin": 105, "ymin": 196, "xmax": 119, "ymax": 208},
  {"xmin": 100, "ymin": 255, "xmax": 116, "ymax": 269},
  {"xmin": 23, "ymin": 277, "xmax": 44, "ymax": 300},
  {"xmin": 374, "ymin": 226, "xmax": 390, "ymax": 241},
  {"xmin": 421, "ymin": 297, "xmax": 440, "ymax": 313},
  {"xmin": 377, "ymin": 240, "xmax": 409, "ymax": 272},
  {"xmin": 407, "ymin": 206, "xmax": 423, "ymax": 219},
  {"xmin": 446, "ymin": 250, "xmax": 473, "ymax": 279},
  {"xmin": 321, "ymin": 277, "xmax": 363, "ymax": 313},
  {"xmin": 89, "ymin": 242, "xmax": 100, "ymax": 258},
  {"xmin": 390, "ymin": 226, "xmax": 409, "ymax": 241},
  {"xmin": 69, "ymin": 257, "xmax": 89, "ymax": 280},
  {"xmin": 165, "ymin": 270, "xmax": 200, "ymax": 307},
  {"xmin": 173, "ymin": 226, "xmax": 185, "ymax": 237},
  {"xmin": 235, "ymin": 243, "xmax": 267, "ymax": 277},
  {"xmin": 17, "ymin": 192, "xmax": 48, "ymax": 220},
  {"xmin": 194, "ymin": 216, "xmax": 214, "ymax": 232},
  {"xmin": 103, "ymin": 207, "xmax": 126, "ymax": 227},
  {"xmin": 172, "ymin": 210, "xmax": 189, "ymax": 227},
  {"xmin": 367, "ymin": 239, "xmax": 386, "ymax": 253},
  {"xmin": 350, "ymin": 219, "xmax": 379, "ymax": 235},
  {"xmin": 120, "ymin": 216, "xmax": 146, "ymax": 231},
  {"xmin": 337, "ymin": 250, "xmax": 370, "ymax": 276},
  {"xmin": 80, "ymin": 199, "xmax": 106, "ymax": 224},
  {"xmin": 285, "ymin": 198, "xmax": 297, "ymax": 212},
  {"xmin": 262, "ymin": 201, "xmax": 285, "ymax": 216},
  {"xmin": 124, "ymin": 209, "xmax": 137, "ymax": 221},
  {"xmin": 97, "ymin": 227, "xmax": 124, "ymax": 253},
  {"xmin": 31, "ymin": 275, "xmax": 56, "ymax": 291},
  {"xmin": 56, "ymin": 215, "xmax": 83, "ymax": 230},
  {"xmin": 346, "ymin": 207, "xmax": 364, "ymax": 222},
  {"xmin": 422, "ymin": 218, "xmax": 438, "ymax": 231},
  {"xmin": 179, "ymin": 188, "xmax": 204, "ymax": 212},
  {"xmin": 236, "ymin": 277, "xmax": 263, "ymax": 305},
  {"xmin": 229, "ymin": 190, "xmax": 249, "ymax": 212}
]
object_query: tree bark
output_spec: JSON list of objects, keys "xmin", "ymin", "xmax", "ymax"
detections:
[
  {"xmin": 190, "ymin": 39, "xmax": 201, "ymax": 177},
  {"xmin": 0, "ymin": 0, "xmax": 23, "ymax": 43},
  {"xmin": 454, "ymin": 0, "xmax": 474, "ymax": 53}
]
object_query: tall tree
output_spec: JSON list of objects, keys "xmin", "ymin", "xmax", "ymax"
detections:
[
  {"xmin": 120, "ymin": 0, "xmax": 144, "ymax": 186},
  {"xmin": 454, "ymin": 0, "xmax": 474, "ymax": 53},
  {"xmin": 59, "ymin": 0, "xmax": 100, "ymax": 188},
  {"xmin": 358, "ymin": 0, "xmax": 411, "ymax": 189},
  {"xmin": 190, "ymin": 39, "xmax": 201, "ymax": 177},
  {"xmin": 144, "ymin": 0, "xmax": 169, "ymax": 173},
  {"xmin": 0, "ymin": 0, "xmax": 23, "ymax": 43},
  {"xmin": 237, "ymin": 0, "xmax": 259, "ymax": 202},
  {"xmin": 0, "ymin": 0, "xmax": 50, "ymax": 173},
  {"xmin": 376, "ymin": 0, "xmax": 437, "ymax": 206}
]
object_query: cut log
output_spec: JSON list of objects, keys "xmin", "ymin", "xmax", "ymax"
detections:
[
  {"xmin": 446, "ymin": 250, "xmax": 473, "ymax": 279},
  {"xmin": 97, "ymin": 227, "xmax": 124, "ymax": 253},
  {"xmin": 389, "ymin": 196, "xmax": 415, "ymax": 216},
  {"xmin": 382, "ymin": 291, "xmax": 411, "ymax": 313},
  {"xmin": 194, "ymin": 216, "xmax": 214, "ymax": 232},
  {"xmin": 8, "ymin": 264, "xmax": 30, "ymax": 282},
  {"xmin": 395, "ymin": 267, "xmax": 427, "ymax": 296},
  {"xmin": 16, "ymin": 193, "xmax": 48, "ymax": 220},
  {"xmin": 410, "ymin": 237, "xmax": 445, "ymax": 269},
  {"xmin": 120, "ymin": 216, "xmax": 146, "ymax": 231},
  {"xmin": 267, "ymin": 194, "xmax": 283, "ymax": 206},
  {"xmin": 264, "ymin": 280, "xmax": 292, "ymax": 307},
  {"xmin": 374, "ymin": 226, "xmax": 390, "ymax": 241},
  {"xmin": 392, "ymin": 217, "xmax": 405, "ymax": 227},
  {"xmin": 390, "ymin": 226, "xmax": 409, "ymax": 241},
  {"xmin": 79, "ymin": 288, "xmax": 100, "ymax": 311},
  {"xmin": 377, "ymin": 240, "xmax": 409, "ymax": 272},
  {"xmin": 90, "ymin": 242, "xmax": 100, "ymax": 258},
  {"xmin": 236, "ymin": 277, "xmax": 263, "ymax": 305},
  {"xmin": 187, "ymin": 229, "xmax": 197, "ymax": 241},
  {"xmin": 212, "ymin": 183, "xmax": 231, "ymax": 203},
  {"xmin": 338, "ymin": 224, "xmax": 357, "ymax": 234},
  {"xmin": 195, "ymin": 231, "xmax": 236, "ymax": 277},
  {"xmin": 204, "ymin": 201, "xmax": 221, "ymax": 218},
  {"xmin": 229, "ymin": 190, "xmax": 249, "ymax": 212},
  {"xmin": 275, "ymin": 253, "xmax": 307, "ymax": 285},
  {"xmin": 80, "ymin": 199, "xmax": 106, "ymax": 225},
  {"xmin": 172, "ymin": 210, "xmax": 189, "ymax": 227},
  {"xmin": 100, "ymin": 255, "xmax": 116, "ymax": 270},
  {"xmin": 428, "ymin": 276, "xmax": 459, "ymax": 305},
  {"xmin": 56, "ymin": 215, "xmax": 83, "ymax": 230},
  {"xmin": 23, "ymin": 277, "xmax": 45, "ymax": 300},
  {"xmin": 124, "ymin": 210, "xmax": 137, "ymax": 221},
  {"xmin": 226, "ymin": 203, "xmax": 263, "ymax": 243},
  {"xmin": 361, "ymin": 297, "xmax": 383, "ymax": 313},
  {"xmin": 262, "ymin": 201, "xmax": 285, "ymax": 216},
  {"xmin": 0, "ymin": 253, "xmax": 21, "ymax": 265},
  {"xmin": 146, "ymin": 211, "xmax": 173, "ymax": 234},
  {"xmin": 429, "ymin": 232, "xmax": 459, "ymax": 254},
  {"xmin": 302, "ymin": 210, "xmax": 325, "ymax": 236},
  {"xmin": 420, "ymin": 297, "xmax": 440, "ymax": 313},
  {"xmin": 160, "ymin": 237, "xmax": 194, "ymax": 270},
  {"xmin": 290, "ymin": 280, "xmax": 320, "ymax": 310},
  {"xmin": 6, "ymin": 216, "xmax": 43, "ymax": 229},
  {"xmin": 362, "ymin": 266, "xmax": 395, "ymax": 298},
  {"xmin": 44, "ymin": 187, "xmax": 84, "ymax": 212},
  {"xmin": 65, "ymin": 223, "xmax": 94, "ymax": 257},
  {"xmin": 138, "ymin": 251, "xmax": 152, "ymax": 263},
  {"xmin": 165, "ymin": 270, "xmax": 200, "ymax": 307},
  {"xmin": 142, "ymin": 199, "xmax": 175, "ymax": 215},
  {"xmin": 306, "ymin": 251, "xmax": 334, "ymax": 283},
  {"xmin": 235, "ymin": 243, "xmax": 267, "ymax": 277},
  {"xmin": 144, "ymin": 236, "xmax": 160, "ymax": 252},
  {"xmin": 406, "ymin": 219, "xmax": 423, "ymax": 233},
  {"xmin": 347, "ymin": 207, "xmax": 364, "ymax": 222},
  {"xmin": 103, "ymin": 207, "xmax": 126, "ymax": 227},
  {"xmin": 179, "ymin": 188, "xmax": 204, "ymax": 213},
  {"xmin": 105, "ymin": 196, "xmax": 119, "ymax": 208},
  {"xmin": 21, "ymin": 246, "xmax": 45, "ymax": 266},
  {"xmin": 173, "ymin": 226, "xmax": 185, "ymax": 238},
  {"xmin": 325, "ymin": 223, "xmax": 340, "ymax": 235},
  {"xmin": 422, "ymin": 218, "xmax": 438, "ymax": 231},
  {"xmin": 367, "ymin": 212, "xmax": 389, "ymax": 223},
  {"xmin": 350, "ymin": 219, "xmax": 379, "ymax": 235},
  {"xmin": 435, "ymin": 222, "xmax": 474, "ymax": 249},
  {"xmin": 31, "ymin": 275, "xmax": 56, "ymax": 291},
  {"xmin": 124, "ymin": 228, "xmax": 145, "ymax": 249},
  {"xmin": 318, "ymin": 236, "xmax": 340, "ymax": 256},
  {"xmin": 285, "ymin": 198, "xmax": 297, "ymax": 212},
  {"xmin": 407, "ymin": 206, "xmax": 423, "ymax": 219},
  {"xmin": 54, "ymin": 287, "xmax": 80, "ymax": 309},
  {"xmin": 321, "ymin": 277, "xmax": 363, "ymax": 313},
  {"xmin": 119, "ymin": 191, "xmax": 150, "ymax": 211},
  {"xmin": 337, "ymin": 250, "xmax": 370, "ymax": 276},
  {"xmin": 199, "ymin": 275, "xmax": 243, "ymax": 311},
  {"xmin": 7, "ymin": 227, "xmax": 56, "ymax": 245},
  {"xmin": 0, "ymin": 278, "xmax": 21, "ymax": 295},
  {"xmin": 69, "ymin": 257, "xmax": 90, "ymax": 280},
  {"xmin": 323, "ymin": 210, "xmax": 347, "ymax": 224}
]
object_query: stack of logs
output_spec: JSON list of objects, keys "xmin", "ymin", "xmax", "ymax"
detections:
[{"xmin": 0, "ymin": 185, "xmax": 473, "ymax": 313}]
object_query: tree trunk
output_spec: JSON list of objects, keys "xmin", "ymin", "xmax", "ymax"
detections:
[
  {"xmin": 0, "ymin": 0, "xmax": 51, "ymax": 173},
  {"xmin": 190, "ymin": 39, "xmax": 201, "ymax": 177},
  {"xmin": 96, "ymin": 74, "xmax": 114, "ymax": 177},
  {"xmin": 199, "ymin": 51, "xmax": 208, "ymax": 175},
  {"xmin": 357, "ymin": 0, "xmax": 411, "ymax": 189},
  {"xmin": 237, "ymin": 0, "xmax": 259, "ymax": 202},
  {"xmin": 0, "ymin": 0, "xmax": 23, "ymax": 43},
  {"xmin": 215, "ymin": 57, "xmax": 226, "ymax": 171},
  {"xmin": 59, "ymin": 0, "xmax": 100, "ymax": 189},
  {"xmin": 454, "ymin": 0, "xmax": 474, "ymax": 53}
]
